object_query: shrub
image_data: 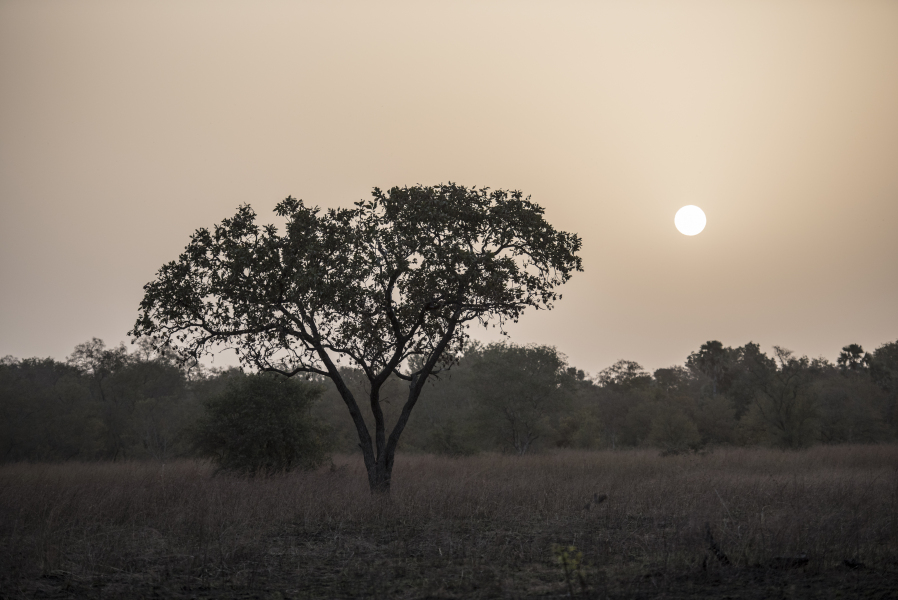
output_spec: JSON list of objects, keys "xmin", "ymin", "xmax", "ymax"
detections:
[
  {"xmin": 190, "ymin": 373, "xmax": 329, "ymax": 475},
  {"xmin": 648, "ymin": 404, "xmax": 702, "ymax": 455}
]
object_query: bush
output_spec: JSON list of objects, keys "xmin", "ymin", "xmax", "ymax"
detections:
[
  {"xmin": 190, "ymin": 373, "xmax": 330, "ymax": 476},
  {"xmin": 648, "ymin": 404, "xmax": 701, "ymax": 455}
]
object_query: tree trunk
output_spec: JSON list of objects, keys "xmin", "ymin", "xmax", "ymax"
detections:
[
  {"xmin": 366, "ymin": 455, "xmax": 393, "ymax": 494},
  {"xmin": 358, "ymin": 312, "xmax": 462, "ymax": 495}
]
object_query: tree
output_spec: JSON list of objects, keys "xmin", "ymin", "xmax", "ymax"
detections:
[
  {"xmin": 652, "ymin": 366, "xmax": 695, "ymax": 398},
  {"xmin": 67, "ymin": 338, "xmax": 134, "ymax": 460},
  {"xmin": 651, "ymin": 366, "xmax": 734, "ymax": 446},
  {"xmin": 870, "ymin": 340, "xmax": 898, "ymax": 393},
  {"xmin": 815, "ymin": 371, "xmax": 890, "ymax": 443},
  {"xmin": 869, "ymin": 340, "xmax": 898, "ymax": 434},
  {"xmin": 190, "ymin": 373, "xmax": 329, "ymax": 476},
  {"xmin": 0, "ymin": 356, "xmax": 95, "ymax": 461},
  {"xmin": 727, "ymin": 342, "xmax": 771, "ymax": 418},
  {"xmin": 596, "ymin": 360, "xmax": 652, "ymax": 391},
  {"xmin": 686, "ymin": 341, "xmax": 737, "ymax": 397},
  {"xmin": 395, "ymin": 356, "xmax": 481, "ymax": 456},
  {"xmin": 467, "ymin": 343, "xmax": 573, "ymax": 455},
  {"xmin": 131, "ymin": 184, "xmax": 582, "ymax": 492},
  {"xmin": 65, "ymin": 338, "xmax": 196, "ymax": 460},
  {"xmin": 837, "ymin": 343, "xmax": 870, "ymax": 375},
  {"xmin": 742, "ymin": 346, "xmax": 819, "ymax": 448}
]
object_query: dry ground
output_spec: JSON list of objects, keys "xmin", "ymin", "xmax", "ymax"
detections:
[{"xmin": 1, "ymin": 446, "xmax": 897, "ymax": 599}]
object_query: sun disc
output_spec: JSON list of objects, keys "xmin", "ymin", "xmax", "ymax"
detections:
[{"xmin": 674, "ymin": 205, "xmax": 706, "ymax": 236}]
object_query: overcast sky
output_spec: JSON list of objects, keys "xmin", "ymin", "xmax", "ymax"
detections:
[{"xmin": 1, "ymin": 0, "xmax": 896, "ymax": 375}]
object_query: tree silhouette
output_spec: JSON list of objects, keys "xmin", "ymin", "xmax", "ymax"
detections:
[
  {"xmin": 131, "ymin": 184, "xmax": 582, "ymax": 492},
  {"xmin": 837, "ymin": 344, "xmax": 870, "ymax": 374},
  {"xmin": 686, "ymin": 340, "xmax": 737, "ymax": 396}
]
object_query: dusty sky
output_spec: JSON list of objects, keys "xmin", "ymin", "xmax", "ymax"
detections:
[{"xmin": 1, "ymin": 0, "xmax": 897, "ymax": 375}]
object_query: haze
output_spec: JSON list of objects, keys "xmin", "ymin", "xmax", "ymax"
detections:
[{"xmin": 1, "ymin": 0, "xmax": 896, "ymax": 374}]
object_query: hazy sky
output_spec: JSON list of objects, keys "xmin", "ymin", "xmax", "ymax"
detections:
[{"xmin": 1, "ymin": 1, "xmax": 897, "ymax": 375}]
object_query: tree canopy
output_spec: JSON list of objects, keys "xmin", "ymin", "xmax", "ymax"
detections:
[{"xmin": 131, "ymin": 184, "xmax": 582, "ymax": 491}]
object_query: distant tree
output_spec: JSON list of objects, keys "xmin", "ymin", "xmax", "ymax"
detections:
[
  {"xmin": 0, "ymin": 357, "xmax": 95, "ymax": 461},
  {"xmin": 398, "ymin": 356, "xmax": 480, "ymax": 456},
  {"xmin": 619, "ymin": 399, "xmax": 660, "ymax": 446},
  {"xmin": 837, "ymin": 344, "xmax": 871, "ymax": 375},
  {"xmin": 190, "ymin": 373, "xmax": 329, "ymax": 476},
  {"xmin": 869, "ymin": 340, "xmax": 898, "ymax": 434},
  {"xmin": 727, "ymin": 342, "xmax": 771, "ymax": 418},
  {"xmin": 692, "ymin": 394, "xmax": 737, "ymax": 445},
  {"xmin": 66, "ymin": 339, "xmax": 134, "ymax": 460},
  {"xmin": 870, "ymin": 341, "xmax": 898, "ymax": 392},
  {"xmin": 65, "ymin": 338, "xmax": 196, "ymax": 460},
  {"xmin": 467, "ymin": 343, "xmax": 573, "ymax": 455},
  {"xmin": 654, "ymin": 360, "xmax": 734, "ymax": 445},
  {"xmin": 596, "ymin": 360, "xmax": 652, "ymax": 391},
  {"xmin": 125, "ymin": 353, "xmax": 198, "ymax": 460},
  {"xmin": 131, "ymin": 184, "xmax": 582, "ymax": 493},
  {"xmin": 742, "ymin": 346, "xmax": 819, "ymax": 448},
  {"xmin": 566, "ymin": 366, "xmax": 587, "ymax": 382},
  {"xmin": 652, "ymin": 366, "xmax": 695, "ymax": 398},
  {"xmin": 1, "ymin": 339, "xmax": 206, "ymax": 463},
  {"xmin": 815, "ymin": 372, "xmax": 890, "ymax": 443},
  {"xmin": 584, "ymin": 360, "xmax": 652, "ymax": 448},
  {"xmin": 571, "ymin": 385, "xmax": 625, "ymax": 449},
  {"xmin": 686, "ymin": 341, "xmax": 738, "ymax": 397}
]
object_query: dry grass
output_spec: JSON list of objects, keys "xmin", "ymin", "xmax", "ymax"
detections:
[{"xmin": 2, "ymin": 446, "xmax": 897, "ymax": 598}]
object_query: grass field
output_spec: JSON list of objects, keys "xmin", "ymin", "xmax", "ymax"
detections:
[{"xmin": 2, "ymin": 446, "xmax": 897, "ymax": 599}]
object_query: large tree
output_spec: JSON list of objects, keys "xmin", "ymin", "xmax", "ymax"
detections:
[{"xmin": 130, "ymin": 184, "xmax": 582, "ymax": 492}]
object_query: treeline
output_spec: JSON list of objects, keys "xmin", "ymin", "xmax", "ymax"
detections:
[
  {"xmin": 0, "ymin": 338, "xmax": 252, "ymax": 462},
  {"xmin": 319, "ymin": 340, "xmax": 898, "ymax": 454},
  {"xmin": 1, "ymin": 337, "xmax": 897, "ymax": 462}
]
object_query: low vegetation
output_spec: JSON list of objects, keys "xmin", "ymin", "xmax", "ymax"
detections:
[
  {"xmin": 2, "ymin": 446, "xmax": 896, "ymax": 598},
  {"xmin": 190, "ymin": 373, "xmax": 330, "ymax": 476}
]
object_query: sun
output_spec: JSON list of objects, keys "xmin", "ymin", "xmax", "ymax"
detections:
[{"xmin": 674, "ymin": 205, "xmax": 706, "ymax": 236}]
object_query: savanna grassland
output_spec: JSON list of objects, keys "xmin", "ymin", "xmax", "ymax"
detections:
[{"xmin": 1, "ymin": 446, "xmax": 897, "ymax": 599}]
